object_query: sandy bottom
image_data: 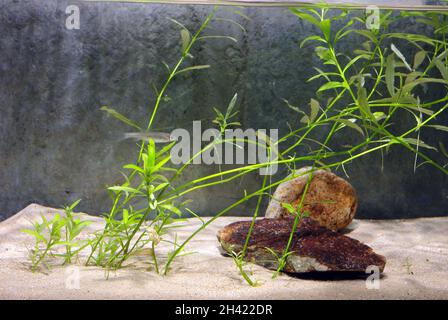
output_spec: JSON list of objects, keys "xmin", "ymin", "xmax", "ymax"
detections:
[{"xmin": 0, "ymin": 204, "xmax": 447, "ymax": 300}]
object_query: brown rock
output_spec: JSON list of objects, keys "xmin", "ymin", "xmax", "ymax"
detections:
[
  {"xmin": 217, "ymin": 217, "xmax": 386, "ymax": 273},
  {"xmin": 265, "ymin": 167, "xmax": 357, "ymax": 231}
]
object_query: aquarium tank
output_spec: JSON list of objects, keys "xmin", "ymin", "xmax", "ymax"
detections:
[{"xmin": 0, "ymin": 0, "xmax": 447, "ymax": 303}]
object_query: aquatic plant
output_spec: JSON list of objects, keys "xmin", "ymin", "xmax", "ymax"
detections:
[
  {"xmin": 164, "ymin": 6, "xmax": 448, "ymax": 284},
  {"xmin": 85, "ymin": 8, "xmax": 244, "ymax": 274},
  {"xmin": 21, "ymin": 5, "xmax": 448, "ymax": 286},
  {"xmin": 22, "ymin": 200, "xmax": 91, "ymax": 271}
]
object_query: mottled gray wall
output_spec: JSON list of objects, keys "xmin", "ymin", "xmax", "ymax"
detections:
[{"xmin": 0, "ymin": 0, "xmax": 447, "ymax": 220}]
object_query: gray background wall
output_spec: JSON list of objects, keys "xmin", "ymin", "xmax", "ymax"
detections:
[{"xmin": 0, "ymin": 0, "xmax": 447, "ymax": 220}]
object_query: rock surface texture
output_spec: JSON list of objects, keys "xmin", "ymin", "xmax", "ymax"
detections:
[
  {"xmin": 265, "ymin": 168, "xmax": 358, "ymax": 231},
  {"xmin": 217, "ymin": 217, "xmax": 386, "ymax": 273}
]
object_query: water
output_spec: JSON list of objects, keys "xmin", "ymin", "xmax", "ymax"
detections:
[
  {"xmin": 90, "ymin": 0, "xmax": 448, "ymax": 10},
  {"xmin": 0, "ymin": 0, "xmax": 447, "ymax": 221},
  {"xmin": 1, "ymin": 0, "xmax": 448, "ymax": 297}
]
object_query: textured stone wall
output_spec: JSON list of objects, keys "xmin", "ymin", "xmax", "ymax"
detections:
[{"xmin": 0, "ymin": 0, "xmax": 447, "ymax": 220}]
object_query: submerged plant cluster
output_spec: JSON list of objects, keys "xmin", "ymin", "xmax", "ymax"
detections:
[{"xmin": 23, "ymin": 5, "xmax": 448, "ymax": 285}]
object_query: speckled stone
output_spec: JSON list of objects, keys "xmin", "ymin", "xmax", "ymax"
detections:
[
  {"xmin": 217, "ymin": 217, "xmax": 386, "ymax": 273},
  {"xmin": 265, "ymin": 167, "xmax": 357, "ymax": 231}
]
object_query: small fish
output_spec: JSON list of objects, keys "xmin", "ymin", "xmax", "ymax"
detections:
[{"xmin": 123, "ymin": 132, "xmax": 176, "ymax": 143}]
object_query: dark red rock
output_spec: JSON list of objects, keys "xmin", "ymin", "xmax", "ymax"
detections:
[{"xmin": 217, "ymin": 217, "xmax": 386, "ymax": 273}]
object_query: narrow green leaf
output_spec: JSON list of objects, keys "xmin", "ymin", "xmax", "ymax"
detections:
[
  {"xmin": 160, "ymin": 204, "xmax": 182, "ymax": 216},
  {"xmin": 373, "ymin": 112, "xmax": 386, "ymax": 121},
  {"xmin": 343, "ymin": 55, "xmax": 369, "ymax": 73},
  {"xmin": 68, "ymin": 199, "xmax": 82, "ymax": 212},
  {"xmin": 320, "ymin": 19, "xmax": 331, "ymax": 41},
  {"xmin": 300, "ymin": 115, "xmax": 310, "ymax": 124},
  {"xmin": 156, "ymin": 141, "xmax": 176, "ymax": 158},
  {"xmin": 122, "ymin": 209, "xmax": 129, "ymax": 223},
  {"xmin": 402, "ymin": 78, "xmax": 448, "ymax": 95},
  {"xmin": 226, "ymin": 93, "xmax": 238, "ymax": 118},
  {"xmin": 402, "ymin": 138, "xmax": 437, "ymax": 150},
  {"xmin": 100, "ymin": 106, "xmax": 142, "ymax": 130},
  {"xmin": 413, "ymin": 50, "xmax": 426, "ymax": 69},
  {"xmin": 147, "ymin": 139, "xmax": 156, "ymax": 170},
  {"xmin": 354, "ymin": 30, "xmax": 378, "ymax": 44},
  {"xmin": 21, "ymin": 229, "xmax": 46, "ymax": 242},
  {"xmin": 167, "ymin": 18, "xmax": 189, "ymax": 32},
  {"xmin": 154, "ymin": 183, "xmax": 169, "ymax": 192},
  {"xmin": 428, "ymin": 125, "xmax": 448, "ymax": 132},
  {"xmin": 309, "ymin": 98, "xmax": 320, "ymax": 123},
  {"xmin": 391, "ymin": 44, "xmax": 412, "ymax": 71},
  {"xmin": 107, "ymin": 186, "xmax": 144, "ymax": 195},
  {"xmin": 151, "ymin": 155, "xmax": 171, "ymax": 173},
  {"xmin": 300, "ymin": 35, "xmax": 325, "ymax": 48},
  {"xmin": 386, "ymin": 54, "xmax": 396, "ymax": 96},
  {"xmin": 317, "ymin": 81, "xmax": 345, "ymax": 93},
  {"xmin": 387, "ymin": 33, "xmax": 437, "ymax": 46},
  {"xmin": 180, "ymin": 29, "xmax": 191, "ymax": 53},
  {"xmin": 123, "ymin": 164, "xmax": 145, "ymax": 174},
  {"xmin": 357, "ymin": 86, "xmax": 373, "ymax": 119},
  {"xmin": 337, "ymin": 119, "xmax": 364, "ymax": 136},
  {"xmin": 434, "ymin": 58, "xmax": 448, "ymax": 80},
  {"xmin": 175, "ymin": 65, "xmax": 210, "ymax": 76},
  {"xmin": 281, "ymin": 203, "xmax": 296, "ymax": 214},
  {"xmin": 290, "ymin": 8, "xmax": 321, "ymax": 28}
]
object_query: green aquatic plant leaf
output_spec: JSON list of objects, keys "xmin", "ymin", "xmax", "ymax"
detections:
[
  {"xmin": 386, "ymin": 54, "xmax": 396, "ymax": 97},
  {"xmin": 198, "ymin": 35, "xmax": 237, "ymax": 43},
  {"xmin": 413, "ymin": 50, "xmax": 427, "ymax": 70},
  {"xmin": 440, "ymin": 142, "xmax": 448, "ymax": 159},
  {"xmin": 317, "ymin": 81, "xmax": 345, "ymax": 93},
  {"xmin": 108, "ymin": 186, "xmax": 144, "ymax": 196},
  {"xmin": 180, "ymin": 29, "xmax": 191, "ymax": 54},
  {"xmin": 290, "ymin": 8, "xmax": 321, "ymax": 29},
  {"xmin": 309, "ymin": 98, "xmax": 320, "ymax": 123},
  {"xmin": 387, "ymin": 33, "xmax": 438, "ymax": 46},
  {"xmin": 123, "ymin": 164, "xmax": 145, "ymax": 174},
  {"xmin": 175, "ymin": 65, "xmax": 210, "ymax": 76},
  {"xmin": 213, "ymin": 18, "xmax": 246, "ymax": 33},
  {"xmin": 283, "ymin": 99, "xmax": 306, "ymax": 117},
  {"xmin": 156, "ymin": 141, "xmax": 176, "ymax": 158},
  {"xmin": 434, "ymin": 58, "xmax": 448, "ymax": 80},
  {"xmin": 22, "ymin": 229, "xmax": 47, "ymax": 243},
  {"xmin": 357, "ymin": 83, "xmax": 372, "ymax": 120},
  {"xmin": 320, "ymin": 19, "xmax": 331, "ymax": 42},
  {"xmin": 226, "ymin": 93, "xmax": 238, "ymax": 118},
  {"xmin": 373, "ymin": 112, "xmax": 386, "ymax": 122},
  {"xmin": 159, "ymin": 204, "xmax": 182, "ymax": 217},
  {"xmin": 307, "ymin": 67, "xmax": 339, "ymax": 82},
  {"xmin": 401, "ymin": 138, "xmax": 437, "ymax": 151},
  {"xmin": 337, "ymin": 119, "xmax": 364, "ymax": 136},
  {"xmin": 100, "ymin": 106, "xmax": 142, "ymax": 130},
  {"xmin": 428, "ymin": 125, "xmax": 448, "ymax": 132},
  {"xmin": 391, "ymin": 44, "xmax": 413, "ymax": 72},
  {"xmin": 343, "ymin": 54, "xmax": 370, "ymax": 74},
  {"xmin": 353, "ymin": 30, "xmax": 378, "ymax": 44},
  {"xmin": 402, "ymin": 78, "xmax": 448, "ymax": 96},
  {"xmin": 315, "ymin": 46, "xmax": 335, "ymax": 65},
  {"xmin": 167, "ymin": 18, "xmax": 189, "ymax": 33},
  {"xmin": 300, "ymin": 35, "xmax": 325, "ymax": 48}
]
